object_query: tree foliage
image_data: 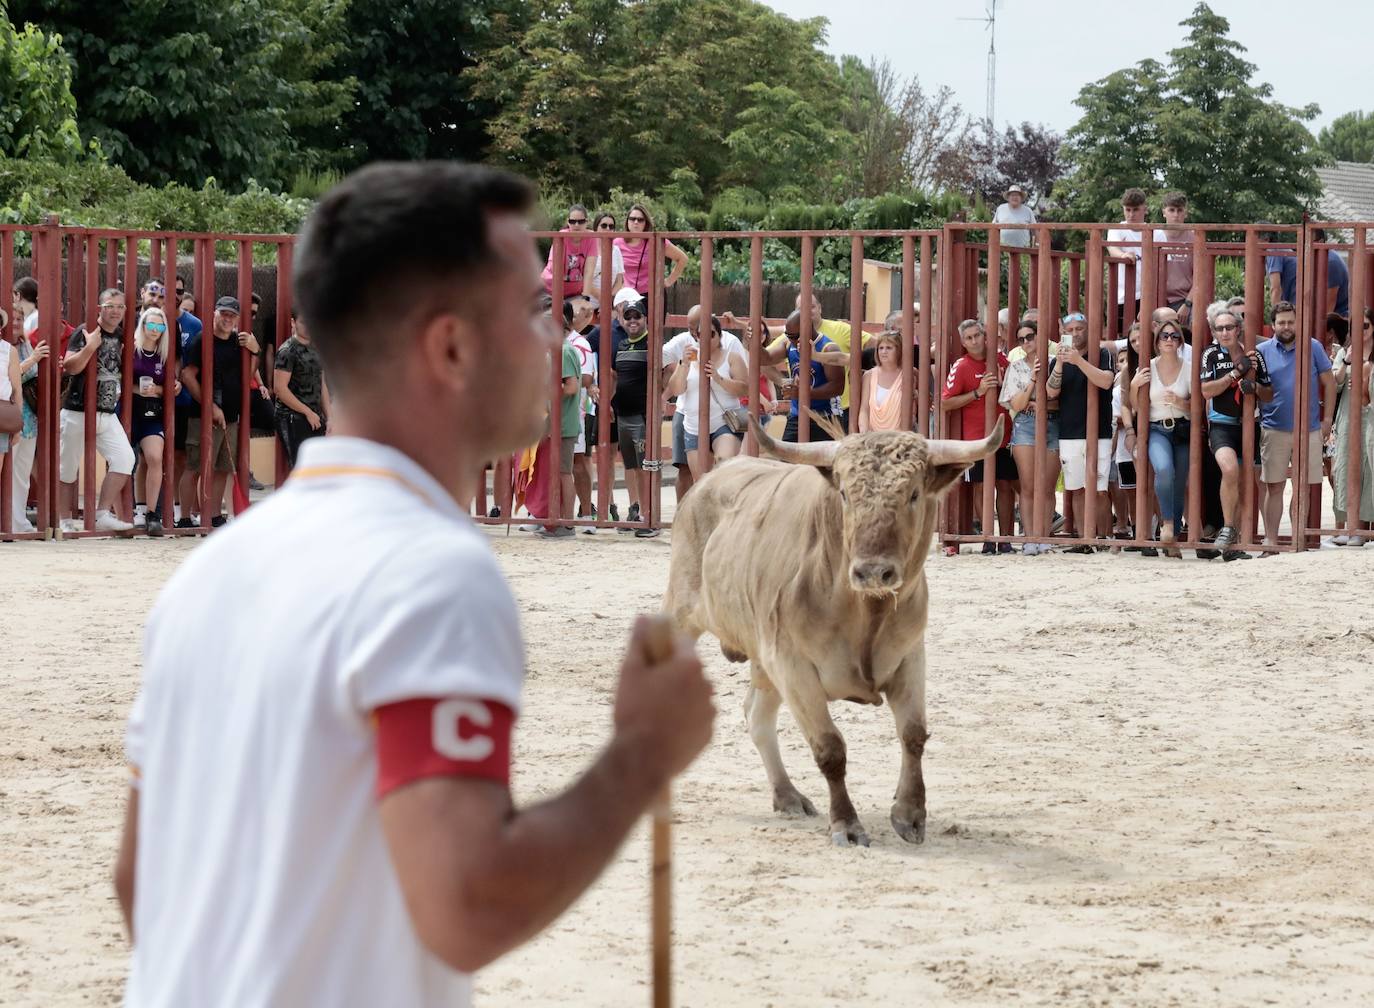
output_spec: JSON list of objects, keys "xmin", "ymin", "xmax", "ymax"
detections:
[
  {"xmin": 1317, "ymin": 110, "xmax": 1374, "ymax": 164},
  {"xmin": 7, "ymin": 0, "xmax": 355, "ymax": 190},
  {"xmin": 0, "ymin": 14, "xmax": 85, "ymax": 163},
  {"xmin": 936, "ymin": 122, "xmax": 1065, "ymax": 209},
  {"xmin": 1061, "ymin": 3, "xmax": 1323, "ymax": 223}
]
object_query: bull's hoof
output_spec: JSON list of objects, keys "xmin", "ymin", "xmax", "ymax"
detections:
[
  {"xmin": 890, "ymin": 805, "xmax": 927, "ymax": 844},
  {"xmin": 830, "ymin": 821, "xmax": 871, "ymax": 848},
  {"xmin": 773, "ymin": 786, "xmax": 818, "ymax": 818}
]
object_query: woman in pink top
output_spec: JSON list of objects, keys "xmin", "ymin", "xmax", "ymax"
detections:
[
  {"xmin": 614, "ymin": 203, "xmax": 688, "ymax": 303},
  {"xmin": 540, "ymin": 203, "xmax": 599, "ymax": 297}
]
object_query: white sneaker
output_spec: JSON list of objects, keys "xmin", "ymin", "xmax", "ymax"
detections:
[
  {"xmin": 95, "ymin": 509, "xmax": 135, "ymax": 533},
  {"xmin": 60, "ymin": 518, "xmax": 80, "ymax": 534},
  {"xmin": 11, "ymin": 517, "xmax": 36, "ymax": 534},
  {"xmin": 1331, "ymin": 534, "xmax": 1350, "ymax": 546}
]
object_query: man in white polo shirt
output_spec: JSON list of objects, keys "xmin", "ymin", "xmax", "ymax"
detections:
[{"xmin": 115, "ymin": 162, "xmax": 716, "ymax": 1007}]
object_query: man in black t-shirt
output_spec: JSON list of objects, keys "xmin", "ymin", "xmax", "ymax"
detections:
[
  {"xmin": 176, "ymin": 296, "xmax": 260, "ymax": 527},
  {"xmin": 58, "ymin": 288, "xmax": 137, "ymax": 532},
  {"xmin": 1199, "ymin": 308, "xmax": 1274, "ymax": 556},
  {"xmin": 1047, "ymin": 312, "xmax": 1115, "ymax": 550},
  {"xmin": 605, "ymin": 292, "xmax": 652, "ymax": 529}
]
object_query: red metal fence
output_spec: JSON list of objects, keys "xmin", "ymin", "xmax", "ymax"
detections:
[{"xmin": 4, "ymin": 219, "xmax": 1370, "ymax": 554}]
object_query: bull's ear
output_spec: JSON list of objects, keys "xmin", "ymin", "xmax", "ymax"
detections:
[{"xmin": 924, "ymin": 461, "xmax": 971, "ymax": 497}]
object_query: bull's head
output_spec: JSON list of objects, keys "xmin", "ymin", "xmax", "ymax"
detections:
[{"xmin": 751, "ymin": 412, "xmax": 1003, "ymax": 597}]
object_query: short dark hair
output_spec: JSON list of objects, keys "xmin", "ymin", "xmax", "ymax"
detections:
[
  {"xmin": 1272, "ymin": 300, "xmax": 1297, "ymax": 321},
  {"xmin": 294, "ymin": 162, "xmax": 535, "ymax": 390},
  {"xmin": 562, "ymin": 296, "xmax": 579, "ymax": 325},
  {"xmin": 13, "ymin": 276, "xmax": 38, "ymax": 303},
  {"xmin": 250, "ymin": 292, "xmax": 262, "ymax": 308},
  {"xmin": 1162, "ymin": 191, "xmax": 1187, "ymax": 209},
  {"xmin": 1121, "ymin": 188, "xmax": 1147, "ymax": 208}
]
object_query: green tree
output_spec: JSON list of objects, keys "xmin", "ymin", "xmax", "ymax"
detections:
[
  {"xmin": 465, "ymin": 0, "xmax": 852, "ymax": 204},
  {"xmin": 316, "ymin": 0, "xmax": 522, "ymax": 169},
  {"xmin": 1317, "ymin": 110, "xmax": 1374, "ymax": 164},
  {"xmin": 8, "ymin": 0, "xmax": 354, "ymax": 189},
  {"xmin": 0, "ymin": 15, "xmax": 85, "ymax": 162},
  {"xmin": 1061, "ymin": 3, "xmax": 1322, "ymax": 223}
]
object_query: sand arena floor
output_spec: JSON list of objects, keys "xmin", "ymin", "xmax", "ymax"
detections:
[{"xmin": 2, "ymin": 530, "xmax": 1372, "ymax": 1006}]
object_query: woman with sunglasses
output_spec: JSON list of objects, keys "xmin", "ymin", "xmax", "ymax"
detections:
[
  {"xmin": 999, "ymin": 321, "xmax": 1061, "ymax": 553},
  {"xmin": 1330, "ymin": 307, "xmax": 1374, "ymax": 544},
  {"xmin": 615, "ymin": 204, "xmax": 688, "ymax": 306},
  {"xmin": 585, "ymin": 212, "xmax": 626, "ymax": 297},
  {"xmin": 1131, "ymin": 318, "xmax": 1191, "ymax": 556},
  {"xmin": 131, "ymin": 307, "xmax": 176, "ymax": 536},
  {"xmin": 540, "ymin": 203, "xmax": 598, "ymax": 297}
]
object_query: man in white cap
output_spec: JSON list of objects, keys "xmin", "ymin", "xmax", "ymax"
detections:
[{"xmin": 993, "ymin": 184, "xmax": 1036, "ymax": 249}]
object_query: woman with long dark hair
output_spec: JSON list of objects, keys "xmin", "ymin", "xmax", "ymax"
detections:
[{"xmin": 615, "ymin": 203, "xmax": 688, "ymax": 304}]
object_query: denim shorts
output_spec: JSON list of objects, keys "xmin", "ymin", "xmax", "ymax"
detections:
[
  {"xmin": 682, "ymin": 424, "xmax": 738, "ymax": 454},
  {"xmin": 1010, "ymin": 411, "xmax": 1059, "ymax": 450}
]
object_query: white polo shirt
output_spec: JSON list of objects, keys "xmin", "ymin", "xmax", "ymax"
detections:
[{"xmin": 124, "ymin": 437, "xmax": 524, "ymax": 1008}]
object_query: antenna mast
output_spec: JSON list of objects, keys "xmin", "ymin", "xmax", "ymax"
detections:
[{"xmin": 958, "ymin": 0, "xmax": 998, "ymax": 129}]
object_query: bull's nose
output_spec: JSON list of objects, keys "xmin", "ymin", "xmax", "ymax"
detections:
[{"xmin": 851, "ymin": 560, "xmax": 899, "ymax": 589}]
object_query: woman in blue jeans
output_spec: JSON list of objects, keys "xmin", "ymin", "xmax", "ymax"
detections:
[{"xmin": 1130, "ymin": 319, "xmax": 1191, "ymax": 557}]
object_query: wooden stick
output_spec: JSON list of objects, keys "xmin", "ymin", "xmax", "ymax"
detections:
[{"xmin": 640, "ymin": 616, "xmax": 677, "ymax": 1008}]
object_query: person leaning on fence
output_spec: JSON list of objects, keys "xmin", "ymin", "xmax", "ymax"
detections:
[
  {"xmin": 59, "ymin": 287, "xmax": 137, "ymax": 534},
  {"xmin": 665, "ymin": 312, "xmax": 746, "ymax": 480},
  {"xmin": 587, "ymin": 213, "xmax": 626, "ymax": 295},
  {"xmin": 1131, "ymin": 316, "xmax": 1192, "ymax": 558},
  {"xmin": 1198, "ymin": 305, "xmax": 1271, "ymax": 561},
  {"xmin": 1257, "ymin": 300, "xmax": 1335, "ymax": 552},
  {"xmin": 541, "ymin": 203, "xmax": 597, "ymax": 297},
  {"xmin": 537, "ymin": 299, "xmax": 583, "ymax": 540},
  {"xmin": 1047, "ymin": 311, "xmax": 1115, "ymax": 553},
  {"xmin": 615, "ymin": 203, "xmax": 688, "ymax": 310},
  {"xmin": 604, "ymin": 288, "xmax": 655, "ymax": 534},
  {"xmin": 1157, "ymin": 191, "xmax": 1195, "ymax": 333},
  {"xmin": 178, "ymin": 296, "xmax": 259, "ymax": 529},
  {"xmin": 1329, "ymin": 307, "xmax": 1374, "ymax": 543},
  {"xmin": 130, "ymin": 308, "xmax": 177, "ymax": 537},
  {"xmin": 273, "ymin": 311, "xmax": 330, "ymax": 470},
  {"xmin": 8, "ymin": 295, "xmax": 47, "ymax": 533},
  {"xmin": 1110, "ymin": 345, "xmax": 1138, "ymax": 547},
  {"xmin": 756, "ymin": 309, "xmax": 844, "ymax": 443},
  {"xmin": 942, "ymin": 318, "xmax": 1016, "ymax": 555},
  {"xmin": 1107, "ymin": 188, "xmax": 1148, "ymax": 333},
  {"xmin": 857, "ymin": 330, "xmax": 913, "ymax": 433},
  {"xmin": 1000, "ymin": 320, "xmax": 1061, "ymax": 555},
  {"xmin": 114, "ymin": 161, "xmax": 715, "ymax": 1007}
]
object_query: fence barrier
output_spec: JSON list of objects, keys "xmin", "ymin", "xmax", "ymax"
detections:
[{"xmin": 4, "ymin": 218, "xmax": 1370, "ymax": 556}]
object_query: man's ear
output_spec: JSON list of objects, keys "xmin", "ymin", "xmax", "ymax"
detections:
[
  {"xmin": 417, "ymin": 312, "xmax": 474, "ymax": 390},
  {"xmin": 924, "ymin": 462, "xmax": 971, "ymax": 497}
]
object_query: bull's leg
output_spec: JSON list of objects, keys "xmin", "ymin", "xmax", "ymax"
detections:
[
  {"xmin": 884, "ymin": 650, "xmax": 929, "ymax": 844},
  {"xmin": 745, "ymin": 681, "xmax": 816, "ymax": 818},
  {"xmin": 778, "ymin": 670, "xmax": 868, "ymax": 848}
]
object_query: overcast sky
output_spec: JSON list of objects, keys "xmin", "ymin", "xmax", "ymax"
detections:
[{"xmin": 765, "ymin": 0, "xmax": 1372, "ymax": 138}]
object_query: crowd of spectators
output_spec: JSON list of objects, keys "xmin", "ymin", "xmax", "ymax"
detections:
[
  {"xmin": 5, "ymin": 190, "xmax": 1368, "ymax": 553},
  {"xmin": 5, "ymin": 272, "xmax": 328, "ymax": 537}
]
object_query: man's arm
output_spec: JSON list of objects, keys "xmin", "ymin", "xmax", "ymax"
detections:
[
  {"xmin": 1320, "ymin": 369, "xmax": 1337, "ymax": 436},
  {"xmin": 1069, "ymin": 348, "xmax": 1115, "ymax": 390},
  {"xmin": 379, "ymin": 618, "xmax": 712, "ymax": 974},
  {"xmin": 1267, "ymin": 272, "xmax": 1282, "ymax": 308},
  {"xmin": 808, "ymin": 362, "xmax": 845, "ymax": 401},
  {"xmin": 62, "ymin": 330, "xmax": 101, "ymax": 374},
  {"xmin": 0, "ymin": 349, "xmax": 21, "ymax": 431},
  {"xmin": 114, "ymin": 786, "xmax": 138, "ymax": 939}
]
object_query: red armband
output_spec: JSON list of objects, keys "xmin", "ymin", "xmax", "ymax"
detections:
[{"xmin": 374, "ymin": 697, "xmax": 514, "ymax": 798}]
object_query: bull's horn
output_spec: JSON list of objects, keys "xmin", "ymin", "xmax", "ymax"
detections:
[
  {"xmin": 926, "ymin": 415, "xmax": 1006, "ymax": 466},
  {"xmin": 748, "ymin": 412, "xmax": 841, "ymax": 467}
]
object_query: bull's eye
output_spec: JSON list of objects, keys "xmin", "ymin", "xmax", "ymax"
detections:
[
  {"xmin": 909, "ymin": 489, "xmax": 920, "ymax": 504},
  {"xmin": 839, "ymin": 489, "xmax": 849, "ymax": 505}
]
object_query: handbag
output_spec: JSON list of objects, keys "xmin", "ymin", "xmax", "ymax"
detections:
[{"xmin": 723, "ymin": 406, "xmax": 751, "ymax": 434}]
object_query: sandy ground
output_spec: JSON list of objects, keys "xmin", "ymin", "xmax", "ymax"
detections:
[{"xmin": 2, "ymin": 527, "xmax": 1372, "ymax": 1007}]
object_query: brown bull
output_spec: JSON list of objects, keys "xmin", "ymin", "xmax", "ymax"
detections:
[{"xmin": 664, "ymin": 413, "xmax": 1002, "ymax": 846}]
